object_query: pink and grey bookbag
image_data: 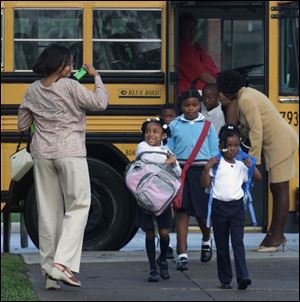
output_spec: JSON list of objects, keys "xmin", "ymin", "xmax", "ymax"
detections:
[{"xmin": 125, "ymin": 152, "xmax": 181, "ymax": 216}]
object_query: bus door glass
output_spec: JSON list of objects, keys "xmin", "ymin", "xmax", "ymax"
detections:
[
  {"xmin": 93, "ymin": 9, "xmax": 162, "ymax": 72},
  {"xmin": 14, "ymin": 9, "xmax": 83, "ymax": 71},
  {"xmin": 279, "ymin": 2, "xmax": 299, "ymax": 96},
  {"xmin": 222, "ymin": 19, "xmax": 265, "ymax": 92},
  {"xmin": 175, "ymin": 3, "xmax": 265, "ymax": 94},
  {"xmin": 1, "ymin": 9, "xmax": 4, "ymax": 68}
]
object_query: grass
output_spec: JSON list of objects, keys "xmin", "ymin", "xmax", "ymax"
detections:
[{"xmin": 1, "ymin": 253, "xmax": 38, "ymax": 301}]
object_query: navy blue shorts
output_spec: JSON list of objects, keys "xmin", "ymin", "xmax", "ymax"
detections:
[
  {"xmin": 180, "ymin": 166, "xmax": 209, "ymax": 219},
  {"xmin": 136, "ymin": 205, "xmax": 172, "ymax": 232}
]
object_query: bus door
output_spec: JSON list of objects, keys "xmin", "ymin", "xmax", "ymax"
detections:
[
  {"xmin": 270, "ymin": 1, "xmax": 299, "ymax": 231},
  {"xmin": 171, "ymin": 1, "xmax": 267, "ymax": 228}
]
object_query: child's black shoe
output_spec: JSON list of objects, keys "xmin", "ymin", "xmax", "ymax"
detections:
[
  {"xmin": 147, "ymin": 270, "xmax": 159, "ymax": 282},
  {"xmin": 219, "ymin": 283, "xmax": 232, "ymax": 289},
  {"xmin": 166, "ymin": 246, "xmax": 174, "ymax": 259},
  {"xmin": 157, "ymin": 258, "xmax": 170, "ymax": 279},
  {"xmin": 237, "ymin": 277, "xmax": 251, "ymax": 290}
]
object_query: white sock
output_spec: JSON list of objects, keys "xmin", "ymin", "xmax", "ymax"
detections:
[
  {"xmin": 202, "ymin": 239, "xmax": 211, "ymax": 246},
  {"xmin": 178, "ymin": 253, "xmax": 188, "ymax": 259}
]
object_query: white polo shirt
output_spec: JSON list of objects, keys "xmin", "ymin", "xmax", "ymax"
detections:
[{"xmin": 209, "ymin": 157, "xmax": 248, "ymax": 202}]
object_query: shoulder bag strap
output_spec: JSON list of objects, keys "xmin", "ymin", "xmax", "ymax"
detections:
[
  {"xmin": 175, "ymin": 120, "xmax": 211, "ymax": 206},
  {"xmin": 16, "ymin": 128, "xmax": 32, "ymax": 153},
  {"xmin": 16, "ymin": 132, "xmax": 24, "ymax": 152},
  {"xmin": 182, "ymin": 120, "xmax": 211, "ymax": 174}
]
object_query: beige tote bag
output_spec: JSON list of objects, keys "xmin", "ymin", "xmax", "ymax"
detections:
[{"xmin": 10, "ymin": 131, "xmax": 33, "ymax": 181}]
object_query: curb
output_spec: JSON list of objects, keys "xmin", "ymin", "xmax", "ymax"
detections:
[
  {"xmin": 1, "ymin": 222, "xmax": 22, "ymax": 234},
  {"xmin": 21, "ymin": 248, "xmax": 299, "ymax": 266}
]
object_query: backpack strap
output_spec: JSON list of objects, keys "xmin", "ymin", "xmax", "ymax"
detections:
[
  {"xmin": 236, "ymin": 149, "xmax": 257, "ymax": 226},
  {"xmin": 244, "ymin": 186, "xmax": 257, "ymax": 226},
  {"xmin": 236, "ymin": 149, "xmax": 256, "ymax": 192},
  {"xmin": 206, "ymin": 152, "xmax": 222, "ymax": 228}
]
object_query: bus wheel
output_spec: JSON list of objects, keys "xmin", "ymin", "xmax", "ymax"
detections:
[
  {"xmin": 23, "ymin": 158, "xmax": 137, "ymax": 251},
  {"xmin": 23, "ymin": 185, "xmax": 39, "ymax": 248}
]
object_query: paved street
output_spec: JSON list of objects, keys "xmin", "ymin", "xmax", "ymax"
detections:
[{"xmin": 25, "ymin": 253, "xmax": 299, "ymax": 301}]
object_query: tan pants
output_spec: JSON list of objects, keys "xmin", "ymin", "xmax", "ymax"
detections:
[{"xmin": 33, "ymin": 157, "xmax": 91, "ymax": 274}]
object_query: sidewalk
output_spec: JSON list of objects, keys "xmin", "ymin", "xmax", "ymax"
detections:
[
  {"xmin": 1, "ymin": 223, "xmax": 299, "ymax": 257},
  {"xmin": 2, "ymin": 225, "xmax": 299, "ymax": 301},
  {"xmin": 25, "ymin": 250, "xmax": 299, "ymax": 301},
  {"xmin": 1, "ymin": 223, "xmax": 299, "ymax": 256}
]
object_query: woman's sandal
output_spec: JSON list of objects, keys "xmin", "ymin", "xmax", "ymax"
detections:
[
  {"xmin": 257, "ymin": 233, "xmax": 287, "ymax": 252},
  {"xmin": 49, "ymin": 264, "xmax": 81, "ymax": 287}
]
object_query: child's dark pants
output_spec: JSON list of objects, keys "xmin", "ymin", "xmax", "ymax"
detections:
[{"xmin": 212, "ymin": 198, "xmax": 249, "ymax": 285}]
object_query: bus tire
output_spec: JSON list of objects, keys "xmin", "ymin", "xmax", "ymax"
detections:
[{"xmin": 23, "ymin": 158, "xmax": 137, "ymax": 251}]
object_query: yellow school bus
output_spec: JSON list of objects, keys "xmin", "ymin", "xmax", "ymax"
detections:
[{"xmin": 1, "ymin": 1, "xmax": 298, "ymax": 251}]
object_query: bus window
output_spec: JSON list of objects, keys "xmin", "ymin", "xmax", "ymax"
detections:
[
  {"xmin": 14, "ymin": 9, "xmax": 83, "ymax": 71},
  {"xmin": 177, "ymin": 14, "xmax": 264, "ymax": 93},
  {"xmin": 223, "ymin": 20, "xmax": 264, "ymax": 91},
  {"xmin": 280, "ymin": 16, "xmax": 299, "ymax": 96},
  {"xmin": 93, "ymin": 9, "xmax": 162, "ymax": 71},
  {"xmin": 193, "ymin": 18, "xmax": 221, "ymax": 69}
]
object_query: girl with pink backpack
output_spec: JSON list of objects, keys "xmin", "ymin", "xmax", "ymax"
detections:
[{"xmin": 133, "ymin": 118, "xmax": 181, "ymax": 282}]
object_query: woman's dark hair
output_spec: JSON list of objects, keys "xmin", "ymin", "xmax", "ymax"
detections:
[
  {"xmin": 33, "ymin": 44, "xmax": 72, "ymax": 76},
  {"xmin": 217, "ymin": 69, "xmax": 247, "ymax": 94},
  {"xmin": 218, "ymin": 124, "xmax": 240, "ymax": 151},
  {"xmin": 141, "ymin": 117, "xmax": 171, "ymax": 144}
]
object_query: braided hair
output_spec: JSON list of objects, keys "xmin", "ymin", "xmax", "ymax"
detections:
[
  {"xmin": 140, "ymin": 117, "xmax": 171, "ymax": 145},
  {"xmin": 218, "ymin": 124, "xmax": 240, "ymax": 152},
  {"xmin": 177, "ymin": 89, "xmax": 202, "ymax": 114}
]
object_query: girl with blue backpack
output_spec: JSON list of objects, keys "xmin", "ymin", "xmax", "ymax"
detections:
[
  {"xmin": 201, "ymin": 124, "xmax": 261, "ymax": 290},
  {"xmin": 135, "ymin": 118, "xmax": 181, "ymax": 282}
]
